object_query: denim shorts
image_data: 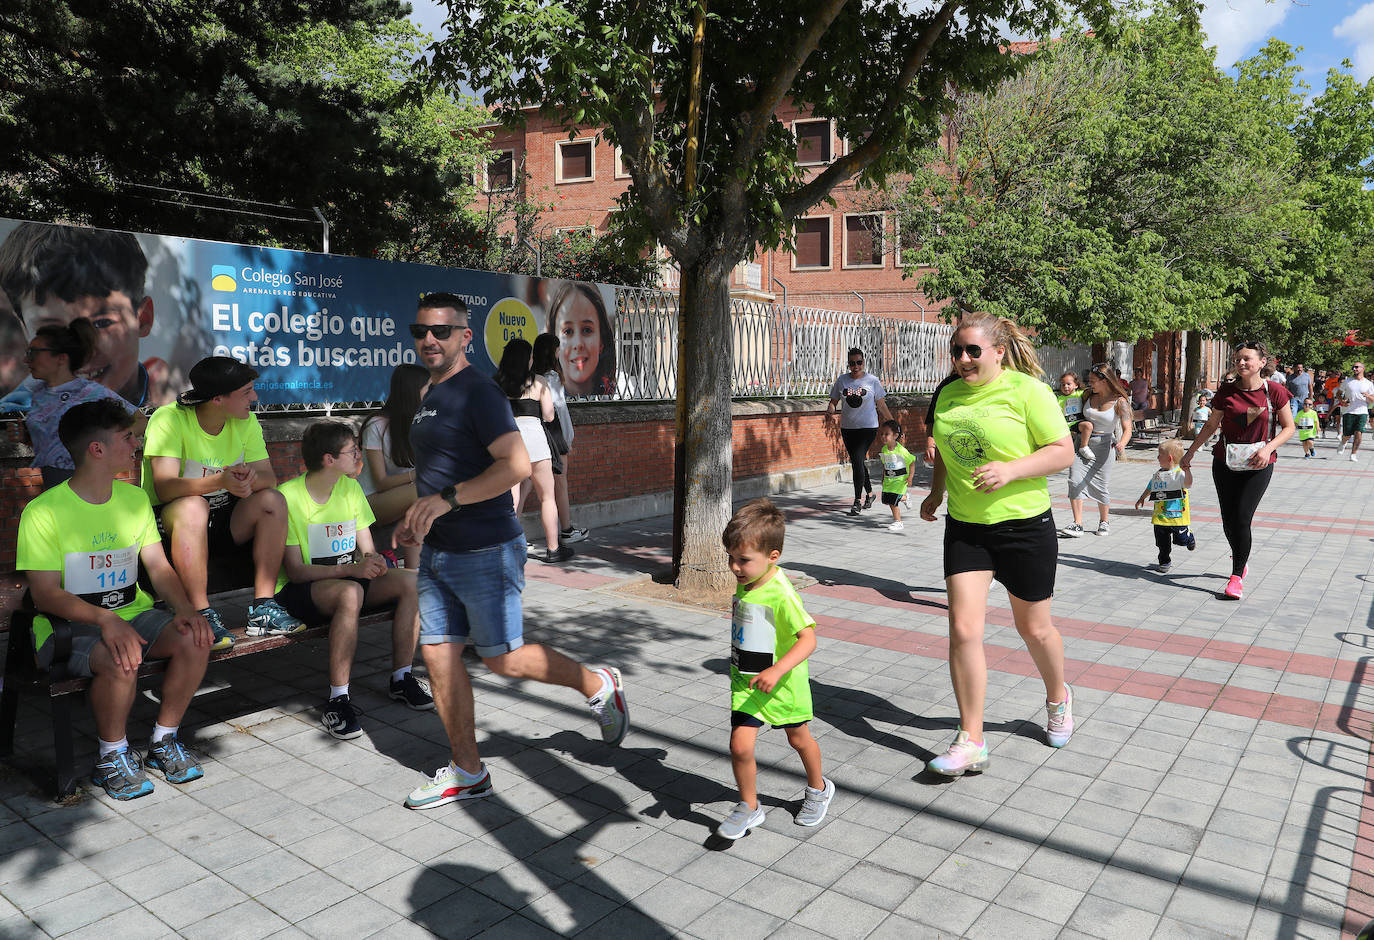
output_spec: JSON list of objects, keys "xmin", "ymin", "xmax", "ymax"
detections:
[
  {"xmin": 46, "ymin": 608, "xmax": 175, "ymax": 678},
  {"xmin": 416, "ymin": 535, "xmax": 526, "ymax": 657}
]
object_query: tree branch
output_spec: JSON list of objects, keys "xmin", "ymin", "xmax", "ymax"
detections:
[
  {"xmin": 734, "ymin": 0, "xmax": 852, "ymax": 163},
  {"xmin": 778, "ymin": 1, "xmax": 958, "ymax": 221}
]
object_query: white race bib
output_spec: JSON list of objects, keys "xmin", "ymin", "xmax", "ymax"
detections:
[
  {"xmin": 308, "ymin": 520, "xmax": 357, "ymax": 566},
  {"xmin": 63, "ymin": 545, "xmax": 138, "ymax": 610},
  {"xmin": 1064, "ymin": 398, "xmax": 1083, "ymax": 418},
  {"xmin": 731, "ymin": 598, "xmax": 775, "ymax": 675},
  {"xmin": 881, "ymin": 452, "xmax": 905, "ymax": 472}
]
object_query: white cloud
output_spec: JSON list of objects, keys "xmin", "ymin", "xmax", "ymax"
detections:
[
  {"xmin": 1334, "ymin": 2, "xmax": 1374, "ymax": 80},
  {"xmin": 1198, "ymin": 0, "xmax": 1291, "ymax": 69}
]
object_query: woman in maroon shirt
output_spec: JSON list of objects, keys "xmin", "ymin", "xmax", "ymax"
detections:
[{"xmin": 1182, "ymin": 342, "xmax": 1296, "ymax": 599}]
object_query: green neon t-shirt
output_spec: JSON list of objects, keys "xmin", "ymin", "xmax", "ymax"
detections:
[
  {"xmin": 934, "ymin": 369, "xmax": 1069, "ymax": 524},
  {"xmin": 880, "ymin": 443, "xmax": 916, "ymax": 494},
  {"xmin": 1057, "ymin": 390, "xmax": 1084, "ymax": 424},
  {"xmin": 276, "ymin": 474, "xmax": 376, "ymax": 592},
  {"xmin": 1296, "ymin": 408, "xmax": 1319, "ymax": 441},
  {"xmin": 730, "ymin": 568, "xmax": 815, "ymax": 726},
  {"xmin": 140, "ymin": 403, "xmax": 269, "ymax": 508},
  {"xmin": 17, "ymin": 481, "xmax": 161, "ymax": 652}
]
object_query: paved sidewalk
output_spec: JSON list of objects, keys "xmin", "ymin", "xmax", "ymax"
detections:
[{"xmin": 1, "ymin": 431, "xmax": 1372, "ymax": 939}]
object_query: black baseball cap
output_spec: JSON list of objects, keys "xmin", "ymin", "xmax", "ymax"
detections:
[{"xmin": 178, "ymin": 356, "xmax": 260, "ymax": 406}]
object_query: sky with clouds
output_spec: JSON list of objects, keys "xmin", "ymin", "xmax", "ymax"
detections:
[{"xmin": 406, "ymin": 1, "xmax": 1374, "ymax": 83}]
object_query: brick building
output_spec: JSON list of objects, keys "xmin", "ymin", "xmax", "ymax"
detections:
[{"xmin": 477, "ymin": 102, "xmax": 944, "ymax": 323}]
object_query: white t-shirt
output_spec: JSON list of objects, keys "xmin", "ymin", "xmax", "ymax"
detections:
[
  {"xmin": 829, "ymin": 372, "xmax": 886, "ymax": 429},
  {"xmin": 358, "ymin": 417, "xmax": 406, "ymax": 495},
  {"xmin": 1341, "ymin": 378, "xmax": 1374, "ymax": 416}
]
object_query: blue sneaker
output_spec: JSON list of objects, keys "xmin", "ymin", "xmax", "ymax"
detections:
[
  {"xmin": 246, "ymin": 600, "xmax": 306, "ymax": 636},
  {"xmin": 203, "ymin": 607, "xmax": 233, "ymax": 651},
  {"xmin": 92, "ymin": 747, "xmax": 153, "ymax": 800},
  {"xmin": 146, "ymin": 733, "xmax": 203, "ymax": 784}
]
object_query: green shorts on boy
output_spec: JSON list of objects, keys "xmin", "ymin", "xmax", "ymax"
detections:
[{"xmin": 718, "ymin": 498, "xmax": 834, "ymax": 840}]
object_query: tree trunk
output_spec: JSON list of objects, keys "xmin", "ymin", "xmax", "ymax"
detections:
[
  {"xmin": 1179, "ymin": 329, "xmax": 1203, "ymax": 440},
  {"xmin": 673, "ymin": 258, "xmax": 736, "ymax": 592}
]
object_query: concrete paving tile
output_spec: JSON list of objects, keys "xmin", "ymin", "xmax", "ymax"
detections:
[
  {"xmin": 25, "ymin": 882, "xmax": 133, "ymax": 936},
  {"xmin": 518, "ymin": 881, "xmax": 621, "ymax": 935},
  {"xmin": 628, "ymin": 878, "xmax": 721, "ymax": 929},
  {"xmin": 58, "ymin": 904, "xmax": 173, "ymax": 939},
  {"xmin": 965, "ymin": 902, "xmax": 1059, "ymax": 940},
  {"xmin": 255, "ymin": 870, "xmax": 355, "ymax": 923},
  {"xmin": 925, "ymin": 853, "xmax": 1015, "ymax": 897},
  {"xmin": 1065, "ymin": 893, "xmax": 1162, "ymax": 938},
  {"xmin": 296, "ymin": 892, "xmax": 402, "ymax": 938},
  {"xmin": 895, "ymin": 880, "xmax": 989, "ymax": 934},
  {"xmin": 1087, "ymin": 864, "xmax": 1177, "ymax": 914},
  {"xmin": 179, "ymin": 900, "xmax": 291, "ymax": 940},
  {"xmin": 789, "ymin": 890, "xmax": 888, "ymax": 940},
  {"xmin": 143, "ymin": 874, "xmax": 248, "ymax": 930},
  {"xmin": 995, "ymin": 870, "xmax": 1085, "ymax": 923},
  {"xmin": 0, "ymin": 855, "xmax": 102, "ymax": 910},
  {"xmin": 1164, "ymin": 883, "xmax": 1261, "ymax": 935}
]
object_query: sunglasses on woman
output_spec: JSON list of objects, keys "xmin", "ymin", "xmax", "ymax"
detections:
[
  {"xmin": 950, "ymin": 344, "xmax": 983, "ymax": 360},
  {"xmin": 409, "ymin": 323, "xmax": 461, "ymax": 340}
]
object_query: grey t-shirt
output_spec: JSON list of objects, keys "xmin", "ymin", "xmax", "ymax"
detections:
[
  {"xmin": 1288, "ymin": 372, "xmax": 1311, "ymax": 401},
  {"xmin": 830, "ymin": 372, "xmax": 886, "ymax": 429}
]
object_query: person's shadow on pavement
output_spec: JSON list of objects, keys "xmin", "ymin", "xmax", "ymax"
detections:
[
  {"xmin": 784, "ymin": 560, "xmax": 948, "ymax": 612},
  {"xmin": 1056, "ymin": 552, "xmax": 1226, "ymax": 597}
]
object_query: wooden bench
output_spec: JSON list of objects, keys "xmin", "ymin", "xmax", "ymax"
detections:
[
  {"xmin": 0, "ymin": 578, "xmax": 395, "ymax": 797},
  {"xmin": 1131, "ymin": 409, "xmax": 1178, "ymax": 445}
]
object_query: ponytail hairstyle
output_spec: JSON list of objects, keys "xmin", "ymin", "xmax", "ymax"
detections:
[
  {"xmin": 495, "ymin": 338, "xmax": 535, "ymax": 399},
  {"xmin": 1088, "ymin": 362, "xmax": 1131, "ymax": 402},
  {"xmin": 532, "ymin": 332, "xmax": 561, "ymax": 377},
  {"xmin": 955, "ymin": 311, "xmax": 1045, "ymax": 380},
  {"xmin": 33, "ymin": 319, "xmax": 98, "ymax": 373}
]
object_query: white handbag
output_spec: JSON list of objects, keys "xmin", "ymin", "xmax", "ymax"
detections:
[{"xmin": 1225, "ymin": 441, "xmax": 1266, "ymax": 471}]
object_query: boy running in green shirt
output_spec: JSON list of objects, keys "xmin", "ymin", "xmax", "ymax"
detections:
[
  {"xmin": 717, "ymin": 498, "xmax": 833, "ymax": 839},
  {"xmin": 877, "ymin": 420, "xmax": 916, "ymax": 532},
  {"xmin": 274, "ymin": 422, "xmax": 432, "ymax": 739},
  {"xmin": 1296, "ymin": 398, "xmax": 1319, "ymax": 458}
]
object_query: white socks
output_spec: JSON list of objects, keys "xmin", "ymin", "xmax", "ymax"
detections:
[
  {"xmin": 151, "ymin": 724, "xmax": 177, "ymax": 742},
  {"xmin": 329, "ymin": 684, "xmax": 349, "ymax": 700},
  {"xmin": 391, "ymin": 666, "xmax": 411, "ymax": 684},
  {"xmin": 99, "ymin": 737, "xmax": 128, "ymax": 758}
]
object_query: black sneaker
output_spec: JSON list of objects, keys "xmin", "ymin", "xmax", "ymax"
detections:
[
  {"xmin": 322, "ymin": 695, "xmax": 363, "ymax": 740},
  {"xmin": 862, "ymin": 492, "xmax": 875, "ymax": 510},
  {"xmin": 560, "ymin": 526, "xmax": 589, "ymax": 543},
  {"xmin": 541, "ymin": 545, "xmax": 575, "ymax": 563},
  {"xmin": 390, "ymin": 673, "xmax": 435, "ymax": 711},
  {"xmin": 847, "ymin": 500, "xmax": 862, "ymax": 516}
]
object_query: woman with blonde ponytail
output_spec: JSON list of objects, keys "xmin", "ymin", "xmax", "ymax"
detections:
[{"xmin": 918, "ymin": 312, "xmax": 1076, "ymax": 776}]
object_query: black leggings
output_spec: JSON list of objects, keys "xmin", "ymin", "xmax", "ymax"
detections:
[
  {"xmin": 841, "ymin": 426, "xmax": 878, "ymax": 499},
  {"xmin": 1211, "ymin": 461, "xmax": 1273, "ymax": 576}
]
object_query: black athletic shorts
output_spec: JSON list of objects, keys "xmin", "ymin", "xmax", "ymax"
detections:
[
  {"xmin": 730, "ymin": 710, "xmax": 807, "ymax": 730},
  {"xmin": 154, "ymin": 494, "xmax": 241, "ymax": 552},
  {"xmin": 275, "ymin": 577, "xmax": 373, "ymax": 624},
  {"xmin": 944, "ymin": 510, "xmax": 1057, "ymax": 602}
]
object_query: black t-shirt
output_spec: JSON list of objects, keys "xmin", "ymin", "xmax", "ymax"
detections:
[{"xmin": 411, "ymin": 366, "xmax": 522, "ymax": 552}]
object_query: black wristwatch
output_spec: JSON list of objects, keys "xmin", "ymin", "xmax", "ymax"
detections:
[{"xmin": 440, "ymin": 485, "xmax": 461, "ymax": 511}]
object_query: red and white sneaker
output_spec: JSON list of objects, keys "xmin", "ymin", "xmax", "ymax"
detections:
[
  {"xmin": 405, "ymin": 763, "xmax": 492, "ymax": 810},
  {"xmin": 588, "ymin": 667, "xmax": 629, "ymax": 745}
]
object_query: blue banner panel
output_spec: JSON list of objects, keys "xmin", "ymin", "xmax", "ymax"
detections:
[{"xmin": 0, "ymin": 218, "xmax": 617, "ymax": 408}]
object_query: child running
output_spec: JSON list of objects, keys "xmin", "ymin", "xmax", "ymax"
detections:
[
  {"xmin": 1295, "ymin": 398, "xmax": 1319, "ymax": 458},
  {"xmin": 877, "ymin": 420, "xmax": 916, "ymax": 532},
  {"xmin": 1134, "ymin": 439, "xmax": 1196, "ymax": 574},
  {"xmin": 718, "ymin": 498, "xmax": 833, "ymax": 839}
]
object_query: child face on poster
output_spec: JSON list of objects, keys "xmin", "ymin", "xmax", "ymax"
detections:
[
  {"xmin": 551, "ymin": 287, "xmax": 606, "ymax": 396},
  {"xmin": 21, "ymin": 288, "xmax": 153, "ymax": 405}
]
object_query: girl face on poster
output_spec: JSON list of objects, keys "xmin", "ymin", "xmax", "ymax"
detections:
[{"xmin": 551, "ymin": 287, "xmax": 607, "ymax": 396}]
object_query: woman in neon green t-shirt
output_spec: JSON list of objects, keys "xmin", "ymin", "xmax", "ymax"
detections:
[{"xmin": 919, "ymin": 311, "xmax": 1076, "ymax": 777}]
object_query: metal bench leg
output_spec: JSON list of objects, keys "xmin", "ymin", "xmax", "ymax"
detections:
[
  {"xmin": 0, "ymin": 679, "xmax": 18, "ymax": 758},
  {"xmin": 51, "ymin": 695, "xmax": 78, "ymax": 798}
]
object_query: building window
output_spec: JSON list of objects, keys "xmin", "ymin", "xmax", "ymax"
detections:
[
  {"xmin": 843, "ymin": 214, "xmax": 884, "ymax": 269},
  {"xmin": 895, "ymin": 219, "xmax": 922, "ymax": 267},
  {"xmin": 793, "ymin": 119, "xmax": 832, "ymax": 166},
  {"xmin": 557, "ymin": 139, "xmax": 595, "ymax": 183},
  {"xmin": 614, "ymin": 147, "xmax": 631, "ymax": 179},
  {"xmin": 792, "ymin": 217, "xmax": 831, "ymax": 270},
  {"xmin": 485, "ymin": 149, "xmax": 515, "ymax": 191}
]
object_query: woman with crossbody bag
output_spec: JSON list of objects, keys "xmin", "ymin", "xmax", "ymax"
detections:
[{"xmin": 1182, "ymin": 341, "xmax": 1296, "ymax": 599}]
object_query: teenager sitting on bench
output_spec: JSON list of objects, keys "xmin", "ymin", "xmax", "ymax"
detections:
[
  {"xmin": 141, "ymin": 356, "xmax": 303, "ymax": 650},
  {"xmin": 17, "ymin": 400, "xmax": 213, "ymax": 799},
  {"xmin": 274, "ymin": 421, "xmax": 432, "ymax": 740}
]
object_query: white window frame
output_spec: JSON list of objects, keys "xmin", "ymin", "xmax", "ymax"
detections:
[
  {"xmin": 841, "ymin": 212, "xmax": 886, "ymax": 270},
  {"xmin": 791, "ymin": 215, "xmax": 833, "ymax": 271},
  {"xmin": 792, "ymin": 118, "xmax": 833, "ymax": 166},
  {"xmin": 556, "ymin": 138, "xmax": 596, "ymax": 183},
  {"xmin": 553, "ymin": 225, "xmax": 595, "ymax": 239},
  {"xmin": 893, "ymin": 217, "xmax": 923, "ymax": 268},
  {"xmin": 614, "ymin": 146, "xmax": 631, "ymax": 179},
  {"xmin": 483, "ymin": 148, "xmax": 516, "ymax": 192}
]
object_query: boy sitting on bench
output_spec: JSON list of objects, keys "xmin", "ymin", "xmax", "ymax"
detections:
[
  {"xmin": 274, "ymin": 421, "xmax": 432, "ymax": 740},
  {"xmin": 17, "ymin": 400, "xmax": 213, "ymax": 799},
  {"xmin": 141, "ymin": 356, "xmax": 303, "ymax": 649}
]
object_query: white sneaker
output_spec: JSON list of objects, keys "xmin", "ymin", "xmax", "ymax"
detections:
[
  {"xmin": 888, "ymin": 520, "xmax": 905, "ymax": 532},
  {"xmin": 795, "ymin": 778, "xmax": 835, "ymax": 827},
  {"xmin": 717, "ymin": 801, "xmax": 765, "ymax": 839},
  {"xmin": 1147, "ymin": 562, "xmax": 1171, "ymax": 573},
  {"xmin": 1096, "ymin": 521, "xmax": 1111, "ymax": 536},
  {"xmin": 1077, "ymin": 445, "xmax": 1094, "ymax": 462},
  {"xmin": 1046, "ymin": 685, "xmax": 1074, "ymax": 748},
  {"xmin": 1059, "ymin": 524, "xmax": 1084, "ymax": 538},
  {"xmin": 1339, "ymin": 442, "xmax": 1349, "ymax": 454},
  {"xmin": 1352, "ymin": 454, "xmax": 1359, "ymax": 463}
]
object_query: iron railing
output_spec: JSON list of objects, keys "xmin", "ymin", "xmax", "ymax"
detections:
[{"xmin": 612, "ymin": 287, "xmax": 954, "ymax": 402}]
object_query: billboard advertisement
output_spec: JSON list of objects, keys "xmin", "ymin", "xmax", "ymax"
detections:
[{"xmin": 0, "ymin": 218, "xmax": 617, "ymax": 408}]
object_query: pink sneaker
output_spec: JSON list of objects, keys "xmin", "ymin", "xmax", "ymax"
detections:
[
  {"xmin": 1223, "ymin": 575, "xmax": 1243, "ymax": 599},
  {"xmin": 927, "ymin": 730, "xmax": 989, "ymax": 776}
]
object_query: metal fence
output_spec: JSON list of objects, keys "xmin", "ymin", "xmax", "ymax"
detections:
[{"xmin": 613, "ymin": 287, "xmax": 954, "ymax": 401}]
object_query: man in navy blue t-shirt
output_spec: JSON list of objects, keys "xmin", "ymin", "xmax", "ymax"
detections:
[{"xmin": 394, "ymin": 292, "xmax": 629, "ymax": 810}]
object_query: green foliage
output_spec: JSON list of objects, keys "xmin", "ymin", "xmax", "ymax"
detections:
[{"xmin": 0, "ymin": 1, "xmax": 483, "ymax": 258}]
